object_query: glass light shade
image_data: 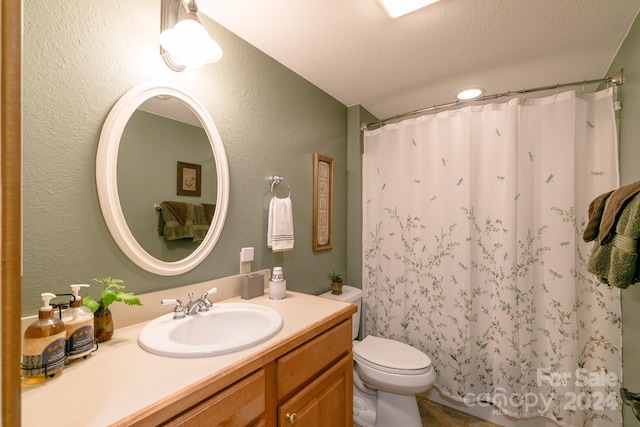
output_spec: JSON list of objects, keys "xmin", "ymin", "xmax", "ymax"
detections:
[
  {"xmin": 457, "ymin": 88, "xmax": 484, "ymax": 100},
  {"xmin": 159, "ymin": 19, "xmax": 222, "ymax": 68},
  {"xmin": 377, "ymin": 0, "xmax": 440, "ymax": 18}
]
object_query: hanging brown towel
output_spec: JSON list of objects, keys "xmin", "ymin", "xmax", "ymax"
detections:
[
  {"xmin": 583, "ymin": 181, "xmax": 640, "ymax": 243},
  {"xmin": 162, "ymin": 201, "xmax": 189, "ymax": 224},
  {"xmin": 203, "ymin": 203, "xmax": 216, "ymax": 224},
  {"xmin": 157, "ymin": 202, "xmax": 214, "ymax": 242}
]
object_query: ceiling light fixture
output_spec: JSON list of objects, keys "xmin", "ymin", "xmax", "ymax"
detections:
[
  {"xmin": 457, "ymin": 87, "xmax": 485, "ymax": 101},
  {"xmin": 160, "ymin": 0, "xmax": 222, "ymax": 72},
  {"xmin": 377, "ymin": 0, "xmax": 440, "ymax": 18}
]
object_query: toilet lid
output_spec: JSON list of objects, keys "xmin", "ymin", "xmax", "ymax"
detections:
[{"xmin": 353, "ymin": 336, "xmax": 432, "ymax": 375}]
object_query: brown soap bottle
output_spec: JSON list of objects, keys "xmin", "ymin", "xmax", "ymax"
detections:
[{"xmin": 21, "ymin": 292, "xmax": 66, "ymax": 385}]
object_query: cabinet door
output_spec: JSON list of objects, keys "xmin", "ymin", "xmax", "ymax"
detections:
[
  {"xmin": 278, "ymin": 354, "xmax": 352, "ymax": 427},
  {"xmin": 277, "ymin": 320, "xmax": 351, "ymax": 400},
  {"xmin": 162, "ymin": 369, "xmax": 265, "ymax": 427}
]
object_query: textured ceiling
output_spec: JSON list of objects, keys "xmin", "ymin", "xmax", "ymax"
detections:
[{"xmin": 198, "ymin": 0, "xmax": 640, "ymax": 120}]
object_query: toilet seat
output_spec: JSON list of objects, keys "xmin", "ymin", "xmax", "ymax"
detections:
[{"xmin": 353, "ymin": 336, "xmax": 431, "ymax": 375}]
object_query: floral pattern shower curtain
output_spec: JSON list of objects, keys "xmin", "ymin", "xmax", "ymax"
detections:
[{"xmin": 363, "ymin": 88, "xmax": 622, "ymax": 426}]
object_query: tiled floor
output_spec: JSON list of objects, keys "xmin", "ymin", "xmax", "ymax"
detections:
[{"xmin": 355, "ymin": 396, "xmax": 501, "ymax": 427}]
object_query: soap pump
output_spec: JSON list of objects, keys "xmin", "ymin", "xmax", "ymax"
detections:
[
  {"xmin": 62, "ymin": 284, "xmax": 95, "ymax": 360},
  {"xmin": 21, "ymin": 293, "xmax": 67, "ymax": 383}
]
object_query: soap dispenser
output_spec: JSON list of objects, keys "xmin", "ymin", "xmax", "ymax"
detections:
[
  {"xmin": 62, "ymin": 284, "xmax": 95, "ymax": 360},
  {"xmin": 21, "ymin": 293, "xmax": 67, "ymax": 384}
]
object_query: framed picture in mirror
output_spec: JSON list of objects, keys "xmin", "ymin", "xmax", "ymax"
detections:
[
  {"xmin": 177, "ymin": 161, "xmax": 201, "ymax": 196},
  {"xmin": 313, "ymin": 153, "xmax": 333, "ymax": 251}
]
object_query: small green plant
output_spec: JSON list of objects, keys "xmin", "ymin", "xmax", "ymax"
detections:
[
  {"xmin": 82, "ymin": 277, "xmax": 142, "ymax": 313},
  {"xmin": 325, "ymin": 270, "xmax": 344, "ymax": 283},
  {"xmin": 326, "ymin": 270, "xmax": 345, "ymax": 295}
]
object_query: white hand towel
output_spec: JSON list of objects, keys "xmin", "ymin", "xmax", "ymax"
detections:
[{"xmin": 268, "ymin": 196, "xmax": 294, "ymax": 252}]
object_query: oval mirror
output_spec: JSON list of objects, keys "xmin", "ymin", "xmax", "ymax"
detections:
[{"xmin": 96, "ymin": 83, "xmax": 229, "ymax": 275}]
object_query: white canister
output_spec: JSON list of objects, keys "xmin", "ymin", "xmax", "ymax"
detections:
[
  {"xmin": 269, "ymin": 267, "xmax": 286, "ymax": 300},
  {"xmin": 269, "ymin": 279, "xmax": 286, "ymax": 300}
]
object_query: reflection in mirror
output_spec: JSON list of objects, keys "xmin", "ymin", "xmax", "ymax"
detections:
[
  {"xmin": 96, "ymin": 83, "xmax": 229, "ymax": 276},
  {"xmin": 117, "ymin": 97, "xmax": 217, "ymax": 262}
]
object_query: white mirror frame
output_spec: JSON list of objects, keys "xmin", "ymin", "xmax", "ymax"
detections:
[{"xmin": 96, "ymin": 82, "xmax": 229, "ymax": 276}]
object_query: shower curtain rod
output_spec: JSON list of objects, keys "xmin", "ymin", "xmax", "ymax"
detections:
[{"xmin": 362, "ymin": 68, "xmax": 624, "ymax": 131}]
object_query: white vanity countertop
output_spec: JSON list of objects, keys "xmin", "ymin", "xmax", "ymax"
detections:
[{"xmin": 21, "ymin": 290, "xmax": 353, "ymax": 427}]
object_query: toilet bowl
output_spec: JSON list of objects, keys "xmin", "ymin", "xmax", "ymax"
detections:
[{"xmin": 320, "ymin": 285, "xmax": 435, "ymax": 427}]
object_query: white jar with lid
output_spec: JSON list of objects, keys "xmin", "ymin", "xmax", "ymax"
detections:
[{"xmin": 269, "ymin": 267, "xmax": 286, "ymax": 300}]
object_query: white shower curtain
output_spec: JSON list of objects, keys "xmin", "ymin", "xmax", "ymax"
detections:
[{"xmin": 363, "ymin": 88, "xmax": 622, "ymax": 426}]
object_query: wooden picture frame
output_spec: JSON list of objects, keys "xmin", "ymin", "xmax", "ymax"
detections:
[
  {"xmin": 313, "ymin": 153, "xmax": 333, "ymax": 251},
  {"xmin": 177, "ymin": 161, "xmax": 201, "ymax": 197}
]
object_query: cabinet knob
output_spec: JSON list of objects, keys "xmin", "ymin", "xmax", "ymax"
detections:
[{"xmin": 286, "ymin": 412, "xmax": 297, "ymax": 424}]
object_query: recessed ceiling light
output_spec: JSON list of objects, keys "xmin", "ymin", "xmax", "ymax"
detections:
[
  {"xmin": 377, "ymin": 0, "xmax": 440, "ymax": 18},
  {"xmin": 457, "ymin": 88, "xmax": 485, "ymax": 101}
]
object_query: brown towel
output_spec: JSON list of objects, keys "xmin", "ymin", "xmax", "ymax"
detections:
[
  {"xmin": 158, "ymin": 204, "xmax": 193, "ymax": 240},
  {"xmin": 583, "ymin": 190, "xmax": 614, "ymax": 242},
  {"xmin": 203, "ymin": 203, "xmax": 216, "ymax": 224},
  {"xmin": 583, "ymin": 182, "xmax": 640, "ymax": 243},
  {"xmin": 158, "ymin": 202, "xmax": 215, "ymax": 242},
  {"xmin": 162, "ymin": 201, "xmax": 188, "ymax": 225},
  {"xmin": 162, "ymin": 202, "xmax": 215, "ymax": 225},
  {"xmin": 587, "ymin": 193, "xmax": 640, "ymax": 288},
  {"xmin": 597, "ymin": 182, "xmax": 640, "ymax": 244}
]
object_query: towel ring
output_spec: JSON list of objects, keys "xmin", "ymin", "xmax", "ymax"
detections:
[{"xmin": 269, "ymin": 175, "xmax": 291, "ymax": 198}]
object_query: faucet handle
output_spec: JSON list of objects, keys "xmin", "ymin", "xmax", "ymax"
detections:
[
  {"xmin": 198, "ymin": 287, "xmax": 218, "ymax": 312},
  {"xmin": 203, "ymin": 287, "xmax": 217, "ymax": 298},
  {"xmin": 161, "ymin": 298, "xmax": 186, "ymax": 319}
]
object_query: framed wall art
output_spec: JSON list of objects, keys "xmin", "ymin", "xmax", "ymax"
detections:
[
  {"xmin": 313, "ymin": 153, "xmax": 333, "ymax": 251},
  {"xmin": 177, "ymin": 161, "xmax": 201, "ymax": 197}
]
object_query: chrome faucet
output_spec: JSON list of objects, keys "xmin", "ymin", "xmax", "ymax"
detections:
[
  {"xmin": 161, "ymin": 287, "xmax": 218, "ymax": 319},
  {"xmin": 161, "ymin": 298, "xmax": 186, "ymax": 319}
]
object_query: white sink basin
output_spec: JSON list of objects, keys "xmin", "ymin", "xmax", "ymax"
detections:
[{"xmin": 138, "ymin": 303, "xmax": 283, "ymax": 358}]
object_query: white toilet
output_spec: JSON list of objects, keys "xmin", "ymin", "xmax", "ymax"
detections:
[{"xmin": 320, "ymin": 285, "xmax": 436, "ymax": 427}]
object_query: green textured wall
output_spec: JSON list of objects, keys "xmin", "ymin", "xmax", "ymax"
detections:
[
  {"xmin": 22, "ymin": 1, "xmax": 348, "ymax": 316},
  {"xmin": 607, "ymin": 12, "xmax": 640, "ymax": 425}
]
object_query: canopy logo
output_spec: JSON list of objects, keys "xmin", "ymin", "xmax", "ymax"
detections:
[{"xmin": 462, "ymin": 368, "xmax": 619, "ymax": 414}]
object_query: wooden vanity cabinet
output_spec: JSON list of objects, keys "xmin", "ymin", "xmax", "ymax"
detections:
[
  {"xmin": 161, "ymin": 368, "xmax": 266, "ymax": 426},
  {"xmin": 277, "ymin": 354, "xmax": 352, "ymax": 427},
  {"xmin": 123, "ymin": 311, "xmax": 354, "ymax": 427},
  {"xmin": 275, "ymin": 319, "xmax": 353, "ymax": 427}
]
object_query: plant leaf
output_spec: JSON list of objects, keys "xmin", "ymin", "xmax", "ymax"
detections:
[
  {"xmin": 115, "ymin": 292, "xmax": 142, "ymax": 306},
  {"xmin": 101, "ymin": 290, "xmax": 118, "ymax": 308},
  {"xmin": 93, "ymin": 276, "xmax": 125, "ymax": 291},
  {"xmin": 82, "ymin": 296, "xmax": 100, "ymax": 313},
  {"xmin": 90, "ymin": 277, "xmax": 142, "ymax": 309}
]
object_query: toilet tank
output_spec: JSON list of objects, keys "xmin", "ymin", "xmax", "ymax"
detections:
[{"xmin": 319, "ymin": 285, "xmax": 362, "ymax": 340}]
